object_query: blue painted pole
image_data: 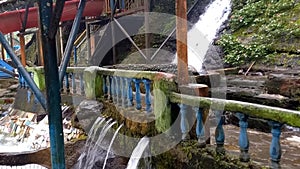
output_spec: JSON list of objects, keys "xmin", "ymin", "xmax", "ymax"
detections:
[
  {"xmin": 133, "ymin": 79, "xmax": 142, "ymax": 110},
  {"xmin": 236, "ymin": 112, "xmax": 250, "ymax": 162},
  {"xmin": 269, "ymin": 121, "xmax": 282, "ymax": 169},
  {"xmin": 38, "ymin": 0, "xmax": 66, "ymax": 168},
  {"xmin": 179, "ymin": 103, "xmax": 189, "ymax": 140},
  {"xmin": 59, "ymin": 0, "xmax": 86, "ymax": 84},
  {"xmin": 0, "ymin": 32, "xmax": 47, "ymax": 110}
]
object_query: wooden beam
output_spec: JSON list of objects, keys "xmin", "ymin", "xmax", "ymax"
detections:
[
  {"xmin": 19, "ymin": 34, "xmax": 26, "ymax": 66},
  {"xmin": 176, "ymin": 0, "xmax": 188, "ymax": 85}
]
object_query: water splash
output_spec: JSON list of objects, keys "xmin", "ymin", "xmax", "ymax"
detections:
[
  {"xmin": 102, "ymin": 123, "xmax": 124, "ymax": 169},
  {"xmin": 173, "ymin": 0, "xmax": 232, "ymax": 72},
  {"xmin": 86, "ymin": 120, "xmax": 116, "ymax": 168},
  {"xmin": 126, "ymin": 137, "xmax": 150, "ymax": 169},
  {"xmin": 77, "ymin": 117, "xmax": 105, "ymax": 168}
]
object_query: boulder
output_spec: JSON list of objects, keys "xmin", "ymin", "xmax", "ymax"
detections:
[{"xmin": 75, "ymin": 100, "xmax": 103, "ymax": 133}]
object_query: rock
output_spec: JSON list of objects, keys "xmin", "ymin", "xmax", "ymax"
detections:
[
  {"xmin": 265, "ymin": 73, "xmax": 300, "ymax": 98},
  {"xmin": 75, "ymin": 100, "xmax": 103, "ymax": 133}
]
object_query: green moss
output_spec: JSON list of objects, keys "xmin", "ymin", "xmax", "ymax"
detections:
[
  {"xmin": 218, "ymin": 0, "xmax": 300, "ymax": 66},
  {"xmin": 153, "ymin": 79, "xmax": 177, "ymax": 132}
]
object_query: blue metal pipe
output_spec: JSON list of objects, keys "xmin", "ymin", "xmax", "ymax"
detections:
[
  {"xmin": 38, "ymin": 0, "xmax": 66, "ymax": 168},
  {"xmin": 0, "ymin": 32, "xmax": 47, "ymax": 110},
  {"xmin": 59, "ymin": 0, "xmax": 86, "ymax": 84}
]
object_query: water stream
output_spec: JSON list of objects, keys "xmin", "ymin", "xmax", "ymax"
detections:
[
  {"xmin": 76, "ymin": 118, "xmax": 118, "ymax": 169},
  {"xmin": 126, "ymin": 137, "xmax": 150, "ymax": 169},
  {"xmin": 173, "ymin": 0, "xmax": 231, "ymax": 72}
]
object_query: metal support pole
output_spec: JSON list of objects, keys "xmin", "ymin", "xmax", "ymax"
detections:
[
  {"xmin": 38, "ymin": 0, "xmax": 66, "ymax": 168},
  {"xmin": 0, "ymin": 32, "xmax": 47, "ymax": 110},
  {"xmin": 176, "ymin": 0, "xmax": 188, "ymax": 85},
  {"xmin": 59, "ymin": 0, "xmax": 87, "ymax": 84}
]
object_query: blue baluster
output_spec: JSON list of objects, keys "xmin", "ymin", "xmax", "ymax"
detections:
[
  {"xmin": 80, "ymin": 73, "xmax": 84, "ymax": 95},
  {"xmin": 133, "ymin": 79, "xmax": 142, "ymax": 110},
  {"xmin": 103, "ymin": 76, "xmax": 108, "ymax": 99},
  {"xmin": 268, "ymin": 121, "xmax": 282, "ymax": 169},
  {"xmin": 72, "ymin": 73, "xmax": 76, "ymax": 94},
  {"xmin": 115, "ymin": 76, "xmax": 122, "ymax": 106},
  {"xmin": 65, "ymin": 73, "xmax": 70, "ymax": 93},
  {"xmin": 194, "ymin": 107, "xmax": 206, "ymax": 147},
  {"xmin": 19, "ymin": 75, "xmax": 25, "ymax": 88},
  {"xmin": 111, "ymin": 76, "xmax": 117, "ymax": 103},
  {"xmin": 109, "ymin": 76, "xmax": 113, "ymax": 101},
  {"xmin": 143, "ymin": 79, "xmax": 152, "ymax": 113},
  {"xmin": 235, "ymin": 113, "xmax": 250, "ymax": 162},
  {"xmin": 215, "ymin": 110, "xmax": 225, "ymax": 154},
  {"xmin": 179, "ymin": 103, "xmax": 189, "ymax": 140},
  {"xmin": 127, "ymin": 78, "xmax": 133, "ymax": 107},
  {"xmin": 121, "ymin": 77, "xmax": 128, "ymax": 108}
]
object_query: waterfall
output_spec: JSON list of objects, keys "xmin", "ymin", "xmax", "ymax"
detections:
[
  {"xmin": 126, "ymin": 137, "xmax": 150, "ymax": 169},
  {"xmin": 102, "ymin": 123, "xmax": 124, "ymax": 169},
  {"xmin": 173, "ymin": 0, "xmax": 232, "ymax": 72},
  {"xmin": 76, "ymin": 118, "xmax": 118, "ymax": 169}
]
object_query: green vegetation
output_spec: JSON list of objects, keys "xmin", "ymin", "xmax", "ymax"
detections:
[{"xmin": 217, "ymin": 0, "xmax": 300, "ymax": 66}]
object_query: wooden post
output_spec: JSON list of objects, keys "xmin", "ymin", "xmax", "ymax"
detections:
[
  {"xmin": 19, "ymin": 34, "xmax": 26, "ymax": 66},
  {"xmin": 1, "ymin": 44, "xmax": 5, "ymax": 60},
  {"xmin": 176, "ymin": 0, "xmax": 188, "ymax": 85},
  {"xmin": 35, "ymin": 2, "xmax": 44, "ymax": 66}
]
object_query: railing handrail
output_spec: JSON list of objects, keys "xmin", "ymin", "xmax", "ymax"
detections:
[
  {"xmin": 25, "ymin": 65, "xmax": 300, "ymax": 128},
  {"xmin": 170, "ymin": 92, "xmax": 300, "ymax": 128},
  {"xmin": 85, "ymin": 66, "xmax": 176, "ymax": 82}
]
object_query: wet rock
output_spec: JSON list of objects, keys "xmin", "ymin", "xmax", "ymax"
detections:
[
  {"xmin": 265, "ymin": 73, "xmax": 300, "ymax": 98},
  {"xmin": 75, "ymin": 100, "xmax": 103, "ymax": 133},
  {"xmin": 202, "ymin": 44, "xmax": 225, "ymax": 70}
]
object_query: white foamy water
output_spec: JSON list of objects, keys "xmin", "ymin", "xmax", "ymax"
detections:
[
  {"xmin": 174, "ymin": 0, "xmax": 232, "ymax": 72},
  {"xmin": 0, "ymin": 134, "xmax": 31, "ymax": 152},
  {"xmin": 126, "ymin": 137, "xmax": 150, "ymax": 169}
]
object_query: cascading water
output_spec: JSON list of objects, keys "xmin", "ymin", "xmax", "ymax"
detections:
[
  {"xmin": 126, "ymin": 137, "xmax": 150, "ymax": 169},
  {"xmin": 102, "ymin": 123, "xmax": 124, "ymax": 169},
  {"xmin": 76, "ymin": 117, "xmax": 119, "ymax": 169},
  {"xmin": 173, "ymin": 0, "xmax": 231, "ymax": 72}
]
